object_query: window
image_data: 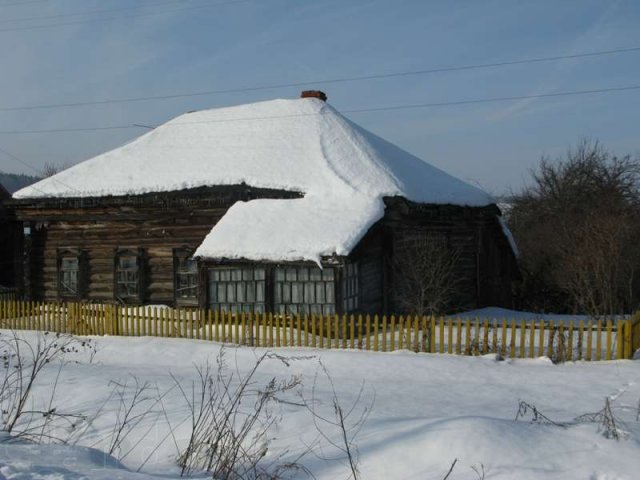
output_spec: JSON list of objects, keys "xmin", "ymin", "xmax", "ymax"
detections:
[
  {"xmin": 208, "ymin": 267, "xmax": 266, "ymax": 313},
  {"xmin": 274, "ymin": 266, "xmax": 336, "ymax": 316},
  {"xmin": 115, "ymin": 249, "xmax": 143, "ymax": 301},
  {"xmin": 342, "ymin": 262, "xmax": 359, "ymax": 312},
  {"xmin": 174, "ymin": 249, "xmax": 198, "ymax": 303},
  {"xmin": 58, "ymin": 249, "xmax": 83, "ymax": 298}
]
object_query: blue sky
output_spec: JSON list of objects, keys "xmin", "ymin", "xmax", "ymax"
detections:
[{"xmin": 0, "ymin": 0, "xmax": 638, "ymax": 195}]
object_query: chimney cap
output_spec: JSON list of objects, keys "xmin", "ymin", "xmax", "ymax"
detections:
[{"xmin": 300, "ymin": 90, "xmax": 327, "ymax": 102}]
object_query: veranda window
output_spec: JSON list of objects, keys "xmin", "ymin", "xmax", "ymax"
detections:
[
  {"xmin": 274, "ymin": 266, "xmax": 336, "ymax": 316},
  {"xmin": 208, "ymin": 267, "xmax": 266, "ymax": 313}
]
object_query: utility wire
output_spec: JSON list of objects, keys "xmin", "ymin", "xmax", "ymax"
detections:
[
  {"xmin": 0, "ymin": 145, "xmax": 81, "ymax": 194},
  {"xmin": 0, "ymin": 0, "xmax": 253, "ymax": 33},
  {"xmin": 0, "ymin": 0, "xmax": 195, "ymax": 24},
  {"xmin": 1, "ymin": 45, "xmax": 639, "ymax": 113},
  {"xmin": 0, "ymin": 84, "xmax": 638, "ymax": 135},
  {"xmin": 0, "ymin": 0, "xmax": 47, "ymax": 7}
]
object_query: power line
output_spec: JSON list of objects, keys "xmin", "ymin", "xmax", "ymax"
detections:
[
  {"xmin": 0, "ymin": 145, "xmax": 81, "ymax": 194},
  {"xmin": 0, "ymin": 0, "xmax": 253, "ymax": 33},
  {"xmin": 0, "ymin": 84, "xmax": 638, "ymax": 135},
  {"xmin": 0, "ymin": 0, "xmax": 47, "ymax": 7},
  {"xmin": 2, "ymin": 45, "xmax": 639, "ymax": 113},
  {"xmin": 0, "ymin": 0, "xmax": 194, "ymax": 24}
]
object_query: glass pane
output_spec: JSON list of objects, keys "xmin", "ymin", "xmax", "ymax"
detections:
[
  {"xmin": 309, "ymin": 268, "xmax": 321, "ymax": 281},
  {"xmin": 285, "ymin": 268, "xmax": 297, "ymax": 281},
  {"xmin": 326, "ymin": 283, "xmax": 335, "ymax": 302},
  {"xmin": 255, "ymin": 268, "xmax": 266, "ymax": 280},
  {"xmin": 227, "ymin": 284, "xmax": 235, "ymax": 302},
  {"xmin": 256, "ymin": 281, "xmax": 265, "ymax": 302},
  {"xmin": 291, "ymin": 283, "xmax": 300, "ymax": 303},
  {"xmin": 119, "ymin": 256, "xmax": 137, "ymax": 270},
  {"xmin": 298, "ymin": 268, "xmax": 309, "ymax": 281},
  {"xmin": 236, "ymin": 283, "xmax": 245, "ymax": 302},
  {"xmin": 316, "ymin": 283, "xmax": 325, "ymax": 302},
  {"xmin": 246, "ymin": 283, "xmax": 255, "ymax": 302},
  {"xmin": 304, "ymin": 282, "xmax": 315, "ymax": 303},
  {"xmin": 322, "ymin": 268, "xmax": 335, "ymax": 281},
  {"xmin": 275, "ymin": 268, "xmax": 285, "ymax": 281},
  {"xmin": 61, "ymin": 257, "xmax": 78, "ymax": 271},
  {"xmin": 231, "ymin": 269, "xmax": 242, "ymax": 281},
  {"xmin": 283, "ymin": 283, "xmax": 291, "ymax": 303}
]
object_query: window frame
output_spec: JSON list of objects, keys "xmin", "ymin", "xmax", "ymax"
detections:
[
  {"xmin": 173, "ymin": 248, "xmax": 199, "ymax": 307},
  {"xmin": 114, "ymin": 247, "xmax": 145, "ymax": 303},
  {"xmin": 205, "ymin": 262, "xmax": 347, "ymax": 315},
  {"xmin": 57, "ymin": 248, "xmax": 87, "ymax": 300},
  {"xmin": 207, "ymin": 265, "xmax": 267, "ymax": 313}
]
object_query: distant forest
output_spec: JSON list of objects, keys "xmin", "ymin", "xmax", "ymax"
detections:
[{"xmin": 0, "ymin": 172, "xmax": 40, "ymax": 193}]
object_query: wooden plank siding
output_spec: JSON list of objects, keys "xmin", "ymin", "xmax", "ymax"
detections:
[
  {"xmin": 381, "ymin": 198, "xmax": 518, "ymax": 312},
  {"xmin": 9, "ymin": 186, "xmax": 518, "ymax": 313},
  {"xmin": 11, "ymin": 186, "xmax": 301, "ymax": 304}
]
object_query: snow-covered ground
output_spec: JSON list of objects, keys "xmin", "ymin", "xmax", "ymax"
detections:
[{"xmin": 1, "ymin": 332, "xmax": 639, "ymax": 480}]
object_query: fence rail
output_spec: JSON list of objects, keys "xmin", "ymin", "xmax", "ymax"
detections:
[{"xmin": 0, "ymin": 300, "xmax": 638, "ymax": 361}]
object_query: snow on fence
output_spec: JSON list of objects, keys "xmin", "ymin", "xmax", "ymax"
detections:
[{"xmin": 0, "ymin": 299, "xmax": 639, "ymax": 361}]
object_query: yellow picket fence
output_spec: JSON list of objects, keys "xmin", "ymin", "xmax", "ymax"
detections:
[{"xmin": 0, "ymin": 300, "xmax": 638, "ymax": 360}]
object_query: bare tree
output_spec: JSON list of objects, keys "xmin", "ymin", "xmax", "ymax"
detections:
[
  {"xmin": 41, "ymin": 162, "xmax": 60, "ymax": 178},
  {"xmin": 508, "ymin": 140, "xmax": 640, "ymax": 316},
  {"xmin": 391, "ymin": 233, "xmax": 462, "ymax": 316}
]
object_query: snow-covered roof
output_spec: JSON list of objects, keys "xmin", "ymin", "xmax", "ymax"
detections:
[{"xmin": 14, "ymin": 97, "xmax": 495, "ymax": 263}]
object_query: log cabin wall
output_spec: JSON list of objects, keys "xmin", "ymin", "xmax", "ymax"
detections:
[
  {"xmin": 381, "ymin": 198, "xmax": 518, "ymax": 313},
  {"xmin": 10, "ymin": 186, "xmax": 301, "ymax": 304},
  {"xmin": 347, "ymin": 224, "xmax": 386, "ymax": 314}
]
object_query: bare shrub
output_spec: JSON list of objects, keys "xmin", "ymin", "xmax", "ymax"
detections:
[
  {"xmin": 517, "ymin": 396, "xmax": 633, "ymax": 441},
  {"xmin": 301, "ymin": 361, "xmax": 374, "ymax": 480},
  {"xmin": 105, "ymin": 376, "xmax": 164, "ymax": 459},
  {"xmin": 549, "ymin": 327, "xmax": 568, "ymax": 364},
  {"xmin": 575, "ymin": 397, "xmax": 629, "ymax": 441},
  {"xmin": 514, "ymin": 401, "xmax": 567, "ymax": 428},
  {"xmin": 392, "ymin": 233, "xmax": 462, "ymax": 316},
  {"xmin": 174, "ymin": 349, "xmax": 302, "ymax": 479},
  {"xmin": 0, "ymin": 330, "xmax": 87, "ymax": 437}
]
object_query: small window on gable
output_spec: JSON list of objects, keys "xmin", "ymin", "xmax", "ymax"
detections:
[
  {"xmin": 58, "ymin": 248, "xmax": 85, "ymax": 299},
  {"xmin": 115, "ymin": 248, "xmax": 144, "ymax": 302},
  {"xmin": 174, "ymin": 249, "xmax": 198, "ymax": 304}
]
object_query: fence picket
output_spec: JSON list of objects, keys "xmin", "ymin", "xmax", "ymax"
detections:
[
  {"xmin": 606, "ymin": 320, "xmax": 612, "ymax": 360},
  {"xmin": 0, "ymin": 300, "xmax": 635, "ymax": 361}
]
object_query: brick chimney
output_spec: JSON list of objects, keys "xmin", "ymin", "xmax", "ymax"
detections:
[{"xmin": 300, "ymin": 90, "xmax": 327, "ymax": 102}]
